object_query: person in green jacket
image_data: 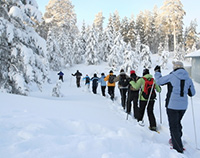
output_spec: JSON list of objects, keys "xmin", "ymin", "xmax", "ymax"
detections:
[{"xmin": 129, "ymin": 68, "xmax": 161, "ymax": 131}]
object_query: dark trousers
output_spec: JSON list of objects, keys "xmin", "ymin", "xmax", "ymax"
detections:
[
  {"xmin": 101, "ymin": 86, "xmax": 106, "ymax": 96},
  {"xmin": 167, "ymin": 108, "xmax": 186, "ymax": 153},
  {"xmin": 119, "ymin": 88, "xmax": 128, "ymax": 109},
  {"xmin": 127, "ymin": 90, "xmax": 139, "ymax": 118},
  {"xmin": 59, "ymin": 76, "xmax": 63, "ymax": 82},
  {"xmin": 92, "ymin": 86, "xmax": 98, "ymax": 94},
  {"xmin": 138, "ymin": 100, "xmax": 156, "ymax": 127},
  {"xmin": 76, "ymin": 77, "xmax": 81, "ymax": 87},
  {"xmin": 108, "ymin": 86, "xmax": 115, "ymax": 100}
]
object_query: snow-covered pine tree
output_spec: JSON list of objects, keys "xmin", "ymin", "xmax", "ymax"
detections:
[
  {"xmin": 120, "ymin": 16, "xmax": 129, "ymax": 44},
  {"xmin": 108, "ymin": 32, "xmax": 125, "ymax": 70},
  {"xmin": 101, "ymin": 28, "xmax": 113, "ymax": 62},
  {"xmin": 94, "ymin": 11, "xmax": 105, "ymax": 61},
  {"xmin": 85, "ymin": 25, "xmax": 100, "ymax": 65},
  {"xmin": 52, "ymin": 80, "xmax": 63, "ymax": 97},
  {"xmin": 184, "ymin": 20, "xmax": 198, "ymax": 53},
  {"xmin": 121, "ymin": 43, "xmax": 139, "ymax": 72},
  {"xmin": 44, "ymin": 0, "xmax": 78, "ymax": 70},
  {"xmin": 127, "ymin": 14, "xmax": 136, "ymax": 48},
  {"xmin": 160, "ymin": 0, "xmax": 185, "ymax": 53},
  {"xmin": 140, "ymin": 44, "xmax": 152, "ymax": 69},
  {"xmin": 0, "ymin": 0, "xmax": 49, "ymax": 95}
]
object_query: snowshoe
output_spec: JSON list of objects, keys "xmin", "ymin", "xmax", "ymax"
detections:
[{"xmin": 138, "ymin": 120, "xmax": 145, "ymax": 127}]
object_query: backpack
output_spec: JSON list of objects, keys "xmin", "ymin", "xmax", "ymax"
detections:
[
  {"xmin": 142, "ymin": 77, "xmax": 156, "ymax": 100},
  {"xmin": 119, "ymin": 74, "xmax": 129, "ymax": 87},
  {"xmin": 109, "ymin": 75, "xmax": 116, "ymax": 83}
]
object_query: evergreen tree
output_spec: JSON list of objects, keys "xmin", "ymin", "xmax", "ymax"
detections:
[
  {"xmin": 127, "ymin": 15, "xmax": 136, "ymax": 48},
  {"xmin": 44, "ymin": 0, "xmax": 78, "ymax": 70},
  {"xmin": 121, "ymin": 43, "xmax": 139, "ymax": 72},
  {"xmin": 108, "ymin": 32, "xmax": 125, "ymax": 70},
  {"xmin": 0, "ymin": 0, "xmax": 49, "ymax": 95},
  {"xmin": 160, "ymin": 0, "xmax": 185, "ymax": 52},
  {"xmin": 184, "ymin": 19, "xmax": 198, "ymax": 53},
  {"xmin": 85, "ymin": 25, "xmax": 100, "ymax": 65}
]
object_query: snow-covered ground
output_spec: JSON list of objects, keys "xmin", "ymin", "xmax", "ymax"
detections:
[{"xmin": 1, "ymin": 57, "xmax": 200, "ymax": 158}]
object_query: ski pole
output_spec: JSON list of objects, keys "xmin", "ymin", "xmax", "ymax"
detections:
[
  {"xmin": 159, "ymin": 92, "xmax": 162, "ymax": 124},
  {"xmin": 191, "ymin": 97, "xmax": 200, "ymax": 150}
]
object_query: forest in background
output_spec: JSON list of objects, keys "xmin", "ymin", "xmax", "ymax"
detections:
[{"xmin": 0, "ymin": 0, "xmax": 199, "ymax": 95}]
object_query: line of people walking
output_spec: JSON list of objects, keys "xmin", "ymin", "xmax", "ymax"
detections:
[{"xmin": 69, "ymin": 61, "xmax": 195, "ymax": 154}]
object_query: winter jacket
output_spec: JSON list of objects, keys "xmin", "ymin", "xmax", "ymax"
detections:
[
  {"xmin": 91, "ymin": 76, "xmax": 99, "ymax": 87},
  {"xmin": 104, "ymin": 73, "xmax": 116, "ymax": 87},
  {"xmin": 114, "ymin": 72, "xmax": 129, "ymax": 89},
  {"xmin": 99, "ymin": 76, "xmax": 106, "ymax": 86},
  {"xmin": 129, "ymin": 75, "xmax": 140, "ymax": 91},
  {"xmin": 72, "ymin": 71, "xmax": 82, "ymax": 78},
  {"xmin": 130, "ymin": 74, "xmax": 161, "ymax": 101},
  {"xmin": 154, "ymin": 68, "xmax": 195, "ymax": 110},
  {"xmin": 58, "ymin": 71, "xmax": 64, "ymax": 76},
  {"xmin": 83, "ymin": 76, "xmax": 90, "ymax": 85}
]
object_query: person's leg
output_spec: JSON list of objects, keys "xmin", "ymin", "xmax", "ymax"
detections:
[
  {"xmin": 137, "ymin": 101, "xmax": 146, "ymax": 122},
  {"xmin": 133, "ymin": 92, "xmax": 139, "ymax": 119},
  {"xmin": 147, "ymin": 101, "xmax": 156, "ymax": 128},
  {"xmin": 167, "ymin": 109, "xmax": 185, "ymax": 153}
]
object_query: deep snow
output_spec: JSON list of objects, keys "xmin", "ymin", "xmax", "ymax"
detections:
[{"xmin": 1, "ymin": 56, "xmax": 200, "ymax": 158}]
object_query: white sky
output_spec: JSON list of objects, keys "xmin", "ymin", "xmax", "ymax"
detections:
[{"xmin": 37, "ymin": 0, "xmax": 200, "ymax": 32}]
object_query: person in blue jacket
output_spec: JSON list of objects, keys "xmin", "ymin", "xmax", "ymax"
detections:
[
  {"xmin": 99, "ymin": 73, "xmax": 106, "ymax": 96},
  {"xmin": 154, "ymin": 61, "xmax": 196, "ymax": 153},
  {"xmin": 82, "ymin": 74, "xmax": 91, "ymax": 89}
]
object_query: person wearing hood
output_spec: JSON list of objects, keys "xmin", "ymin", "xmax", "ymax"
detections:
[
  {"xmin": 129, "ymin": 68, "xmax": 161, "ymax": 131},
  {"xmin": 114, "ymin": 69, "xmax": 129, "ymax": 109},
  {"xmin": 154, "ymin": 61, "xmax": 195, "ymax": 153}
]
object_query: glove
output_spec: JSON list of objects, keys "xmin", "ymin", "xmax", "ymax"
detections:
[{"xmin": 154, "ymin": 65, "xmax": 161, "ymax": 72}]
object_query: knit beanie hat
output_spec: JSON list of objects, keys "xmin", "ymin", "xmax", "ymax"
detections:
[
  {"xmin": 143, "ymin": 68, "xmax": 149, "ymax": 76},
  {"xmin": 130, "ymin": 70, "xmax": 135, "ymax": 75},
  {"xmin": 109, "ymin": 70, "xmax": 113, "ymax": 73},
  {"xmin": 172, "ymin": 61, "xmax": 184, "ymax": 70}
]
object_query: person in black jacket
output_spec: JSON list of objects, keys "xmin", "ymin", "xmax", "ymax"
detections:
[
  {"xmin": 91, "ymin": 73, "xmax": 99, "ymax": 94},
  {"xmin": 72, "ymin": 70, "xmax": 82, "ymax": 87},
  {"xmin": 126, "ymin": 70, "xmax": 140, "ymax": 119}
]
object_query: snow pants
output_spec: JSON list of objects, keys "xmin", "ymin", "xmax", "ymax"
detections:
[
  {"xmin": 167, "ymin": 108, "xmax": 186, "ymax": 153},
  {"xmin": 101, "ymin": 86, "xmax": 106, "ymax": 96},
  {"xmin": 108, "ymin": 86, "xmax": 115, "ymax": 100},
  {"xmin": 138, "ymin": 100, "xmax": 156, "ymax": 128},
  {"xmin": 76, "ymin": 77, "xmax": 81, "ymax": 87},
  {"xmin": 126, "ymin": 90, "xmax": 139, "ymax": 118},
  {"xmin": 119, "ymin": 88, "xmax": 128, "ymax": 109},
  {"xmin": 92, "ymin": 85, "xmax": 98, "ymax": 94}
]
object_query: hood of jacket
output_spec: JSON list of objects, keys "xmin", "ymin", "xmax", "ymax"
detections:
[{"xmin": 172, "ymin": 68, "xmax": 189, "ymax": 80}]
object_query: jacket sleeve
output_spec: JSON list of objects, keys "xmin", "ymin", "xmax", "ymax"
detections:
[
  {"xmin": 154, "ymin": 72, "xmax": 171, "ymax": 86},
  {"xmin": 188, "ymin": 79, "xmax": 196, "ymax": 97},
  {"xmin": 129, "ymin": 78, "xmax": 143, "ymax": 90},
  {"xmin": 104, "ymin": 75, "xmax": 109, "ymax": 81},
  {"xmin": 114, "ymin": 75, "xmax": 120, "ymax": 82}
]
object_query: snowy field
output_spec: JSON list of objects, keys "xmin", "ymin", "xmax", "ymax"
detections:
[{"xmin": 1, "ymin": 57, "xmax": 200, "ymax": 158}]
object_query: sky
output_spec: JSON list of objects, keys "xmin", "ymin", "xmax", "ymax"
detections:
[{"xmin": 37, "ymin": 0, "xmax": 200, "ymax": 32}]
